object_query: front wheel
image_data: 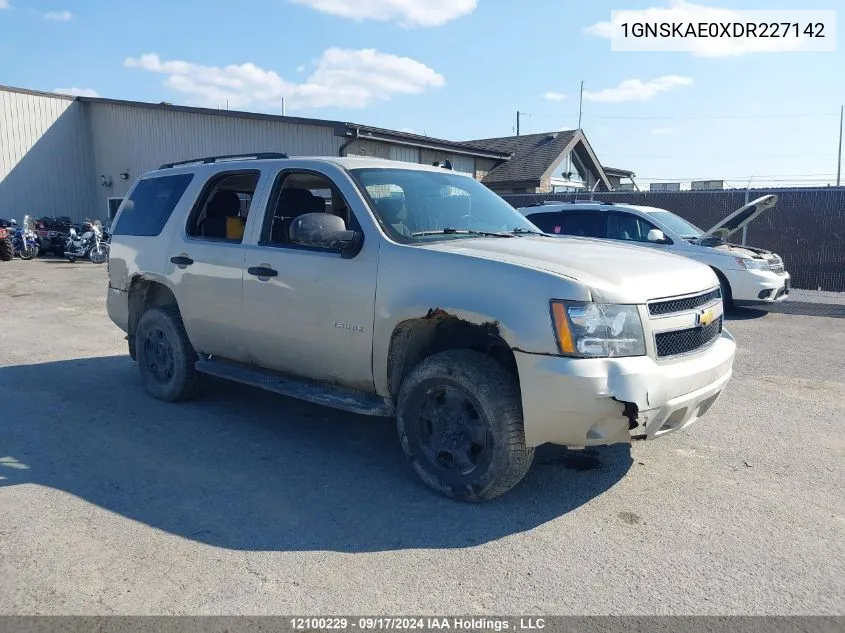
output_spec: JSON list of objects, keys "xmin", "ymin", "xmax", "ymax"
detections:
[
  {"xmin": 396, "ymin": 350, "xmax": 534, "ymax": 502},
  {"xmin": 19, "ymin": 245, "xmax": 38, "ymax": 260},
  {"xmin": 89, "ymin": 243, "xmax": 108, "ymax": 264}
]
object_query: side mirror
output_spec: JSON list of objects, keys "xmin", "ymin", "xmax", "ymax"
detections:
[
  {"xmin": 647, "ymin": 228, "xmax": 668, "ymax": 243},
  {"xmin": 289, "ymin": 212, "xmax": 362, "ymax": 257}
]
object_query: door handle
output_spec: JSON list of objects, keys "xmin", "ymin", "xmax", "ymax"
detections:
[
  {"xmin": 170, "ymin": 256, "xmax": 194, "ymax": 266},
  {"xmin": 247, "ymin": 266, "xmax": 278, "ymax": 278}
]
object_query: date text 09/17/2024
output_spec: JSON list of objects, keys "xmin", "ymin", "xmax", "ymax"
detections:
[{"xmin": 290, "ymin": 618, "xmax": 547, "ymax": 631}]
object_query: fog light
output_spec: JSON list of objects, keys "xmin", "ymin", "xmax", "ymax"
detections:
[{"xmin": 758, "ymin": 289, "xmax": 773, "ymax": 299}]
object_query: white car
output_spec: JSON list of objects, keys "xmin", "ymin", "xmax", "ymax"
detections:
[{"xmin": 519, "ymin": 195, "xmax": 790, "ymax": 307}]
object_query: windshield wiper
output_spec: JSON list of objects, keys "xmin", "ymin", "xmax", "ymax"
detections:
[
  {"xmin": 511, "ymin": 228, "xmax": 548, "ymax": 236},
  {"xmin": 410, "ymin": 228, "xmax": 514, "ymax": 238}
]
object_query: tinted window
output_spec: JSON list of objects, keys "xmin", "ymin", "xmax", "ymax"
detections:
[
  {"xmin": 525, "ymin": 212, "xmax": 563, "ymax": 233},
  {"xmin": 607, "ymin": 212, "xmax": 656, "ymax": 242},
  {"xmin": 528, "ymin": 211, "xmax": 606, "ymax": 238},
  {"xmin": 113, "ymin": 174, "xmax": 193, "ymax": 237}
]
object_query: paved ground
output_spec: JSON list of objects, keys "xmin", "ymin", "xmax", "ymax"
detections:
[{"xmin": 0, "ymin": 258, "xmax": 843, "ymax": 615}]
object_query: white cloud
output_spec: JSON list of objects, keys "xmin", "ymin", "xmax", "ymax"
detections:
[
  {"xmin": 44, "ymin": 10, "xmax": 72, "ymax": 20},
  {"xmin": 54, "ymin": 87, "xmax": 100, "ymax": 97},
  {"xmin": 583, "ymin": 76, "xmax": 693, "ymax": 102},
  {"xmin": 543, "ymin": 91, "xmax": 566, "ymax": 102},
  {"xmin": 652, "ymin": 127, "xmax": 674, "ymax": 135},
  {"xmin": 0, "ymin": 1, "xmax": 11, "ymax": 9},
  {"xmin": 584, "ymin": 1, "xmax": 818, "ymax": 57},
  {"xmin": 295, "ymin": 65, "xmax": 306, "ymax": 72},
  {"xmin": 289, "ymin": 0, "xmax": 476, "ymax": 27},
  {"xmin": 124, "ymin": 49, "xmax": 445, "ymax": 110},
  {"xmin": 399, "ymin": 127, "xmax": 417, "ymax": 134}
]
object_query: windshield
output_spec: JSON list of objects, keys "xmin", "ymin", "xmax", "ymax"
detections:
[
  {"xmin": 350, "ymin": 168, "xmax": 541, "ymax": 241},
  {"xmin": 646, "ymin": 210, "xmax": 703, "ymax": 239}
]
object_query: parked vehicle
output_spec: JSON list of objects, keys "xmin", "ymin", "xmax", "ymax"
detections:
[
  {"xmin": 8, "ymin": 217, "xmax": 39, "ymax": 260},
  {"xmin": 106, "ymin": 154, "xmax": 736, "ymax": 501},
  {"xmin": 518, "ymin": 196, "xmax": 790, "ymax": 307},
  {"xmin": 34, "ymin": 216, "xmax": 66, "ymax": 256},
  {"xmin": 0, "ymin": 226, "xmax": 12, "ymax": 261},
  {"xmin": 64, "ymin": 219, "xmax": 109, "ymax": 263}
]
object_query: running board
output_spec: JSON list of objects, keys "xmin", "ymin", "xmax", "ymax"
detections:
[{"xmin": 194, "ymin": 358, "xmax": 394, "ymax": 417}]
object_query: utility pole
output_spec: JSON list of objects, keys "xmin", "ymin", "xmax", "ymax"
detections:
[
  {"xmin": 281, "ymin": 97, "xmax": 287, "ymax": 116},
  {"xmin": 837, "ymin": 105, "xmax": 843, "ymax": 186},
  {"xmin": 578, "ymin": 80, "xmax": 584, "ymax": 130}
]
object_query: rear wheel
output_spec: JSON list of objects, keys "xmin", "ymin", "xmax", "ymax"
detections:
[
  {"xmin": 135, "ymin": 306, "xmax": 203, "ymax": 402},
  {"xmin": 396, "ymin": 350, "xmax": 534, "ymax": 502}
]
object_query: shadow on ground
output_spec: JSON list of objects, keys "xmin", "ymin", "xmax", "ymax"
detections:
[
  {"xmin": 726, "ymin": 302, "xmax": 845, "ymax": 321},
  {"xmin": 0, "ymin": 356, "xmax": 632, "ymax": 553}
]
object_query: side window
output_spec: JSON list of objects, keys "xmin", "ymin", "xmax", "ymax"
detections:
[
  {"xmin": 186, "ymin": 171, "xmax": 260, "ymax": 243},
  {"xmin": 261, "ymin": 171, "xmax": 358, "ymax": 247},
  {"xmin": 607, "ymin": 213, "xmax": 656, "ymax": 242},
  {"xmin": 560, "ymin": 212, "xmax": 607, "ymax": 238},
  {"xmin": 112, "ymin": 174, "xmax": 193, "ymax": 237},
  {"xmin": 525, "ymin": 212, "xmax": 563, "ymax": 234}
]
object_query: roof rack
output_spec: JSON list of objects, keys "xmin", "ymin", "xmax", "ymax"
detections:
[{"xmin": 159, "ymin": 152, "xmax": 289, "ymax": 169}]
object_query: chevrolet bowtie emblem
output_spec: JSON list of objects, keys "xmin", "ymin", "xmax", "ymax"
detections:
[{"xmin": 697, "ymin": 309, "xmax": 715, "ymax": 327}]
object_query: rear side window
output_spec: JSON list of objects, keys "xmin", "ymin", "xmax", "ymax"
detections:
[
  {"xmin": 112, "ymin": 174, "xmax": 194, "ymax": 237},
  {"xmin": 525, "ymin": 212, "xmax": 562, "ymax": 233},
  {"xmin": 528, "ymin": 211, "xmax": 607, "ymax": 238}
]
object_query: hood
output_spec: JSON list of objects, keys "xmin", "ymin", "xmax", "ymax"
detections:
[
  {"xmin": 419, "ymin": 235, "xmax": 718, "ymax": 304},
  {"xmin": 711, "ymin": 242, "xmax": 774, "ymax": 258},
  {"xmin": 700, "ymin": 194, "xmax": 778, "ymax": 240}
]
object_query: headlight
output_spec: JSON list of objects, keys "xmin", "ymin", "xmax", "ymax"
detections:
[
  {"xmin": 735, "ymin": 257, "xmax": 769, "ymax": 271},
  {"xmin": 550, "ymin": 301, "xmax": 646, "ymax": 358}
]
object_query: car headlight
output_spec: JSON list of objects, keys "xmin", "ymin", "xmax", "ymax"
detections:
[
  {"xmin": 735, "ymin": 257, "xmax": 769, "ymax": 271},
  {"xmin": 550, "ymin": 301, "xmax": 646, "ymax": 358}
]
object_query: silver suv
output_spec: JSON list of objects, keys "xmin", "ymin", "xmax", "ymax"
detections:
[{"xmin": 106, "ymin": 153, "xmax": 736, "ymax": 501}]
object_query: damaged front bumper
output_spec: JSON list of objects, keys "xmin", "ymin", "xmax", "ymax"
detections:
[{"xmin": 514, "ymin": 330, "xmax": 736, "ymax": 447}]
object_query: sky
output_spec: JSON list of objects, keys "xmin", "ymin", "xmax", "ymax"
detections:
[{"xmin": 1, "ymin": 0, "xmax": 843, "ymax": 187}]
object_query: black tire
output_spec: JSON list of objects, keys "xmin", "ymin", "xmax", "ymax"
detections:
[
  {"xmin": 0, "ymin": 237, "xmax": 11, "ymax": 261},
  {"xmin": 713, "ymin": 269, "xmax": 733, "ymax": 309},
  {"xmin": 396, "ymin": 349, "xmax": 534, "ymax": 502},
  {"xmin": 135, "ymin": 305, "xmax": 203, "ymax": 402}
]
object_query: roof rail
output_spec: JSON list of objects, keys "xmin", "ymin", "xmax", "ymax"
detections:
[{"xmin": 159, "ymin": 152, "xmax": 289, "ymax": 169}]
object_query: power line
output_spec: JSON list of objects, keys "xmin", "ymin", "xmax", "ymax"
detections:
[
  {"xmin": 601, "ymin": 153, "xmax": 838, "ymax": 158},
  {"xmin": 588, "ymin": 112, "xmax": 840, "ymax": 121}
]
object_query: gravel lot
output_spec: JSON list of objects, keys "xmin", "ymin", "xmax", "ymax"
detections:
[{"xmin": 0, "ymin": 258, "xmax": 843, "ymax": 615}]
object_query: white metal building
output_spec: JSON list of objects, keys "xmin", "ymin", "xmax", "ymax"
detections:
[{"xmin": 0, "ymin": 85, "xmax": 512, "ymax": 223}]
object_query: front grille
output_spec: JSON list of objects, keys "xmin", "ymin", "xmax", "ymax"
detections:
[
  {"xmin": 648, "ymin": 288, "xmax": 721, "ymax": 316},
  {"xmin": 655, "ymin": 317, "xmax": 723, "ymax": 358}
]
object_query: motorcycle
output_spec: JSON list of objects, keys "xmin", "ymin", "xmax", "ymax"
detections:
[
  {"xmin": 64, "ymin": 219, "xmax": 109, "ymax": 263},
  {"xmin": 8, "ymin": 216, "xmax": 40, "ymax": 260}
]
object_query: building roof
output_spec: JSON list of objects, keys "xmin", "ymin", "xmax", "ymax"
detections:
[
  {"xmin": 0, "ymin": 84, "xmax": 511, "ymax": 162},
  {"xmin": 464, "ymin": 131, "xmax": 577, "ymax": 184},
  {"xmin": 603, "ymin": 166, "xmax": 636, "ymax": 178}
]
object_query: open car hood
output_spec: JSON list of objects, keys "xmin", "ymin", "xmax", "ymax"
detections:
[{"xmin": 700, "ymin": 194, "xmax": 778, "ymax": 240}]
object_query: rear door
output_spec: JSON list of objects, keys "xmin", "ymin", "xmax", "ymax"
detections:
[
  {"xmin": 167, "ymin": 169, "xmax": 271, "ymax": 360},
  {"xmin": 239, "ymin": 165, "xmax": 379, "ymax": 392}
]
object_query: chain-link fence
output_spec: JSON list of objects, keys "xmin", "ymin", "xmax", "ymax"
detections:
[{"xmin": 501, "ymin": 187, "xmax": 845, "ymax": 292}]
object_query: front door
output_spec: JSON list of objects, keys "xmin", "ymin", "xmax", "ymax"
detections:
[{"xmin": 240, "ymin": 167, "xmax": 379, "ymax": 393}]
